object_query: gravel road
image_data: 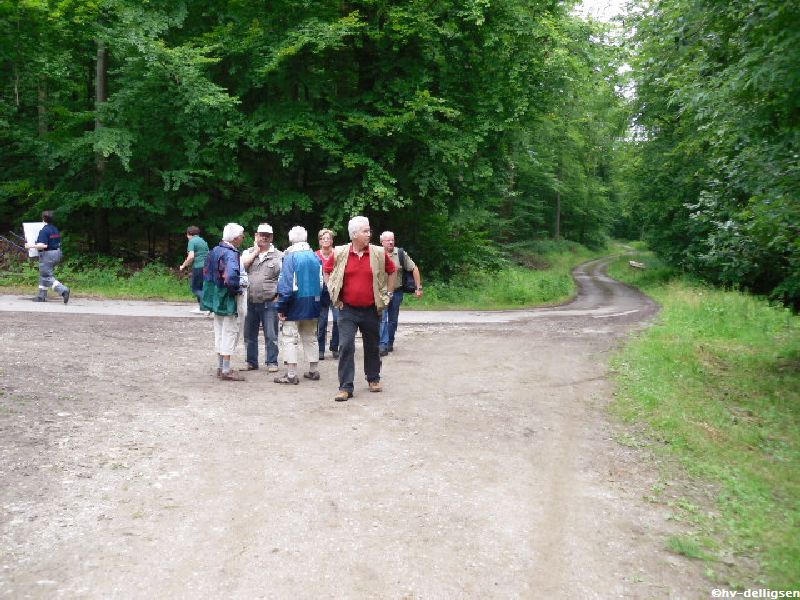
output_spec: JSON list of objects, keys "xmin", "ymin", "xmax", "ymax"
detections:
[{"xmin": 0, "ymin": 258, "xmax": 709, "ymax": 598}]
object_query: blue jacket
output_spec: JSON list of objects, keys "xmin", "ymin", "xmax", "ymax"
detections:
[
  {"xmin": 201, "ymin": 242, "xmax": 242, "ymax": 316},
  {"xmin": 276, "ymin": 244, "xmax": 322, "ymax": 321}
]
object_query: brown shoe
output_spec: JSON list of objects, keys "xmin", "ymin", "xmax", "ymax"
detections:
[
  {"xmin": 220, "ymin": 370, "xmax": 245, "ymax": 381},
  {"xmin": 334, "ymin": 390, "xmax": 353, "ymax": 402},
  {"xmin": 368, "ymin": 381, "xmax": 382, "ymax": 393}
]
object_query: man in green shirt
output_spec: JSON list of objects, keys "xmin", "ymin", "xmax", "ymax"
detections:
[{"xmin": 179, "ymin": 225, "xmax": 210, "ymax": 313}]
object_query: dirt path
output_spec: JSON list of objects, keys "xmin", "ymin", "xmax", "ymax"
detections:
[{"xmin": 0, "ymin": 258, "xmax": 709, "ymax": 598}]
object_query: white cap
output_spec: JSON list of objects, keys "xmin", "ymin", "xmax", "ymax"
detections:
[{"xmin": 256, "ymin": 223, "xmax": 273, "ymax": 234}]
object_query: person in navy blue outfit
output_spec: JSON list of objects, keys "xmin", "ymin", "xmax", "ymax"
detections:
[{"xmin": 25, "ymin": 210, "xmax": 70, "ymax": 303}]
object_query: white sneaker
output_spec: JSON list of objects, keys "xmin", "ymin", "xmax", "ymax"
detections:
[{"xmin": 191, "ymin": 306, "xmax": 204, "ymax": 314}]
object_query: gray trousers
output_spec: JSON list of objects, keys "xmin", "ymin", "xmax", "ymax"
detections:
[{"xmin": 39, "ymin": 249, "xmax": 67, "ymax": 294}]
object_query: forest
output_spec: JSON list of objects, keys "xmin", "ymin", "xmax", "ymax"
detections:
[{"xmin": 1, "ymin": 0, "xmax": 798, "ymax": 306}]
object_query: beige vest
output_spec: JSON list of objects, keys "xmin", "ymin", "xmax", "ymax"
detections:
[{"xmin": 328, "ymin": 243, "xmax": 389, "ymax": 312}]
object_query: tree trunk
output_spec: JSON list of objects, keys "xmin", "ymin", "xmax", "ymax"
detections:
[
  {"xmin": 94, "ymin": 39, "xmax": 111, "ymax": 252},
  {"xmin": 554, "ymin": 189, "xmax": 561, "ymax": 241},
  {"xmin": 554, "ymin": 162, "xmax": 562, "ymax": 240},
  {"xmin": 37, "ymin": 80, "xmax": 47, "ymax": 136}
]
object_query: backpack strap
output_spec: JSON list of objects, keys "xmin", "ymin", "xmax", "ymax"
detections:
[{"xmin": 397, "ymin": 247, "xmax": 408, "ymax": 271}]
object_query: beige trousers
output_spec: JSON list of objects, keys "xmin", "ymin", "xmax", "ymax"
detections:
[{"xmin": 280, "ymin": 319, "xmax": 319, "ymax": 365}]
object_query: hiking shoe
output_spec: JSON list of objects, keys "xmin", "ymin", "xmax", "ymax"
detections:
[
  {"xmin": 334, "ymin": 390, "xmax": 353, "ymax": 402},
  {"xmin": 220, "ymin": 371, "xmax": 245, "ymax": 381},
  {"xmin": 303, "ymin": 371, "xmax": 320, "ymax": 381},
  {"xmin": 274, "ymin": 374, "xmax": 299, "ymax": 385},
  {"xmin": 368, "ymin": 381, "xmax": 382, "ymax": 393},
  {"xmin": 62, "ymin": 289, "xmax": 70, "ymax": 304}
]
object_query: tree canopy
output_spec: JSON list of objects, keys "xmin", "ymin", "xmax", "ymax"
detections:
[
  {"xmin": 627, "ymin": 0, "xmax": 800, "ymax": 307},
  {"xmin": 1, "ymin": 0, "xmax": 626, "ymax": 277}
]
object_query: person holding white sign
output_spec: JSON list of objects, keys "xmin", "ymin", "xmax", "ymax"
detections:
[{"xmin": 24, "ymin": 210, "xmax": 70, "ymax": 303}]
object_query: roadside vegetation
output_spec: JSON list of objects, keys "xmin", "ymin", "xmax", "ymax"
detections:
[
  {"xmin": 608, "ymin": 249, "xmax": 800, "ymax": 588},
  {"xmin": 416, "ymin": 240, "xmax": 604, "ymax": 310},
  {"xmin": 1, "ymin": 256, "xmax": 188, "ymax": 301},
  {"xmin": 0, "ymin": 239, "xmax": 606, "ymax": 308}
]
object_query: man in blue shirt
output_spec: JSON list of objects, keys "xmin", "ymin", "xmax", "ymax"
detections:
[{"xmin": 25, "ymin": 210, "xmax": 70, "ymax": 303}]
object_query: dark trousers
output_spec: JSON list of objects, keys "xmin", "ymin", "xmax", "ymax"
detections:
[
  {"xmin": 190, "ymin": 267, "xmax": 204, "ymax": 303},
  {"xmin": 379, "ymin": 289, "xmax": 404, "ymax": 349},
  {"xmin": 317, "ymin": 287, "xmax": 340, "ymax": 354},
  {"xmin": 337, "ymin": 304, "xmax": 381, "ymax": 393}
]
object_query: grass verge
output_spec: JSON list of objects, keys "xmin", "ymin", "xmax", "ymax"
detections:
[
  {"xmin": 2, "ymin": 241, "xmax": 610, "ymax": 308},
  {"xmin": 1, "ymin": 256, "xmax": 189, "ymax": 301},
  {"xmin": 413, "ymin": 240, "xmax": 607, "ymax": 310},
  {"xmin": 608, "ymin": 251, "xmax": 800, "ymax": 588}
]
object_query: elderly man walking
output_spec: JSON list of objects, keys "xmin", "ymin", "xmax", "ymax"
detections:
[
  {"xmin": 202, "ymin": 223, "xmax": 247, "ymax": 381},
  {"xmin": 378, "ymin": 230, "xmax": 423, "ymax": 356},
  {"xmin": 274, "ymin": 226, "xmax": 323, "ymax": 385},
  {"xmin": 326, "ymin": 216, "xmax": 396, "ymax": 402},
  {"xmin": 240, "ymin": 223, "xmax": 283, "ymax": 372}
]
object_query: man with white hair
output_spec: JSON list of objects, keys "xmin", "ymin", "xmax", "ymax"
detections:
[
  {"xmin": 378, "ymin": 230, "xmax": 423, "ymax": 356},
  {"xmin": 325, "ymin": 216, "xmax": 397, "ymax": 401},
  {"xmin": 274, "ymin": 225, "xmax": 323, "ymax": 384},
  {"xmin": 202, "ymin": 222, "xmax": 247, "ymax": 381}
]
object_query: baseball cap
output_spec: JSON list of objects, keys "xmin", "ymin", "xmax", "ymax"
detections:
[{"xmin": 256, "ymin": 223, "xmax": 273, "ymax": 234}]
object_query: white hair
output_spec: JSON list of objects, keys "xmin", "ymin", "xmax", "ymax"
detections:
[
  {"xmin": 222, "ymin": 222, "xmax": 244, "ymax": 242},
  {"xmin": 380, "ymin": 231, "xmax": 394, "ymax": 241},
  {"xmin": 288, "ymin": 225, "xmax": 308, "ymax": 244},
  {"xmin": 348, "ymin": 216, "xmax": 370, "ymax": 240}
]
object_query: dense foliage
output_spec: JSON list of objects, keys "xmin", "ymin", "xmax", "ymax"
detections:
[
  {"xmin": 626, "ymin": 0, "xmax": 800, "ymax": 307},
  {"xmin": 1, "ymin": 0, "xmax": 625, "ymax": 277}
]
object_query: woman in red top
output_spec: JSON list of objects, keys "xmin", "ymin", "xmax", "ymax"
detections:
[{"xmin": 316, "ymin": 228, "xmax": 339, "ymax": 360}]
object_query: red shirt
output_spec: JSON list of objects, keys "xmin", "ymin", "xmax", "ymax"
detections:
[
  {"xmin": 326, "ymin": 244, "xmax": 396, "ymax": 307},
  {"xmin": 315, "ymin": 249, "xmax": 335, "ymax": 273}
]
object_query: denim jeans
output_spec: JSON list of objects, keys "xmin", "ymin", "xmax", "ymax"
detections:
[
  {"xmin": 244, "ymin": 300, "xmax": 279, "ymax": 367},
  {"xmin": 190, "ymin": 267, "xmax": 204, "ymax": 303},
  {"xmin": 337, "ymin": 304, "xmax": 381, "ymax": 394},
  {"xmin": 379, "ymin": 290, "xmax": 404, "ymax": 350},
  {"xmin": 317, "ymin": 287, "xmax": 340, "ymax": 355}
]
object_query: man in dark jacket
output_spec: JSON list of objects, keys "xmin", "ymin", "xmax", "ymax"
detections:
[
  {"xmin": 274, "ymin": 226, "xmax": 322, "ymax": 385},
  {"xmin": 25, "ymin": 210, "xmax": 70, "ymax": 304},
  {"xmin": 202, "ymin": 223, "xmax": 246, "ymax": 381}
]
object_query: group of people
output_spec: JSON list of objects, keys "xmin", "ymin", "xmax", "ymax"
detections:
[{"xmin": 185, "ymin": 216, "xmax": 423, "ymax": 401}]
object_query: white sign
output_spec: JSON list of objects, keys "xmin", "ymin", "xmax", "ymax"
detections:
[{"xmin": 22, "ymin": 222, "xmax": 45, "ymax": 258}]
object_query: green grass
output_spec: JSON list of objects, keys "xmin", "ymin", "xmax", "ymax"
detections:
[
  {"xmin": 2, "ymin": 241, "xmax": 610, "ymax": 308},
  {"xmin": 609, "ymin": 251, "xmax": 800, "ymax": 588},
  {"xmin": 1, "ymin": 256, "xmax": 189, "ymax": 301},
  {"xmin": 413, "ymin": 241, "xmax": 606, "ymax": 310}
]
